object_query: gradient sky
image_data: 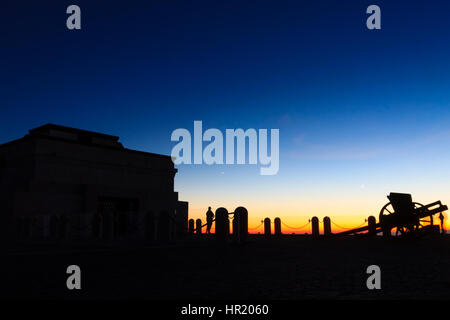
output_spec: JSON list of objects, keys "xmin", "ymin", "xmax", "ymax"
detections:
[{"xmin": 2, "ymin": 0, "xmax": 450, "ymax": 232}]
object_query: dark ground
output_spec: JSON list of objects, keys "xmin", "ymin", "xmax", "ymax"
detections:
[{"xmin": 1, "ymin": 235, "xmax": 450, "ymax": 300}]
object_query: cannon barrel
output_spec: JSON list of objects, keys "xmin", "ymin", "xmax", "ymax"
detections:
[{"xmin": 414, "ymin": 201, "xmax": 447, "ymax": 217}]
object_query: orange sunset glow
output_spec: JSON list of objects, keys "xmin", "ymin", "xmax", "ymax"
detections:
[{"xmin": 185, "ymin": 193, "xmax": 450, "ymax": 234}]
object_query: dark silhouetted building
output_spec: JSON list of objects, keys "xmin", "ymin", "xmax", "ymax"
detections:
[{"xmin": 0, "ymin": 124, "xmax": 188, "ymax": 242}]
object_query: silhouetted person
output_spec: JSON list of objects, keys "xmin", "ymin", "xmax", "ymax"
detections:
[
  {"xmin": 206, "ymin": 206, "xmax": 214, "ymax": 234},
  {"xmin": 439, "ymin": 212, "xmax": 445, "ymax": 234}
]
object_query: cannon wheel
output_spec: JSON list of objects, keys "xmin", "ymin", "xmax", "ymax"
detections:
[{"xmin": 379, "ymin": 202, "xmax": 433, "ymax": 236}]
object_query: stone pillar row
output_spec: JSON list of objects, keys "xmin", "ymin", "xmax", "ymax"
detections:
[
  {"xmin": 12, "ymin": 210, "xmax": 181, "ymax": 242},
  {"xmin": 189, "ymin": 207, "xmax": 249, "ymax": 244}
]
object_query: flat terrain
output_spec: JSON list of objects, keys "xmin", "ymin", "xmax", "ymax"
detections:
[{"xmin": 1, "ymin": 235, "xmax": 450, "ymax": 300}]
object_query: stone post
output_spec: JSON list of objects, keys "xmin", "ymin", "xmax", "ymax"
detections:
[
  {"xmin": 368, "ymin": 216, "xmax": 377, "ymax": 236},
  {"xmin": 188, "ymin": 219, "xmax": 195, "ymax": 235},
  {"xmin": 274, "ymin": 217, "xmax": 282, "ymax": 236},
  {"xmin": 323, "ymin": 216, "xmax": 331, "ymax": 236},
  {"xmin": 311, "ymin": 216, "xmax": 319, "ymax": 238},
  {"xmin": 196, "ymin": 218, "xmax": 202, "ymax": 235},
  {"xmin": 215, "ymin": 207, "xmax": 228, "ymax": 242},
  {"xmin": 235, "ymin": 207, "xmax": 248, "ymax": 244},
  {"xmin": 264, "ymin": 218, "xmax": 271, "ymax": 237}
]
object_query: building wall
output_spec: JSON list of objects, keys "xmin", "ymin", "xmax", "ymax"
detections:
[{"xmin": 0, "ymin": 130, "xmax": 187, "ymax": 243}]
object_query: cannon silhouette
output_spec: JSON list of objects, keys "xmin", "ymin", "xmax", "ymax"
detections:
[{"xmin": 335, "ymin": 193, "xmax": 448, "ymax": 237}]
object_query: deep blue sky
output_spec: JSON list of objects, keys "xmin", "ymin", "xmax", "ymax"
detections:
[{"xmin": 2, "ymin": 1, "xmax": 450, "ymax": 223}]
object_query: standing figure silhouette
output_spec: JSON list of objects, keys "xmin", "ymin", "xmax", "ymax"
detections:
[
  {"xmin": 439, "ymin": 212, "xmax": 445, "ymax": 234},
  {"xmin": 206, "ymin": 206, "xmax": 214, "ymax": 234}
]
